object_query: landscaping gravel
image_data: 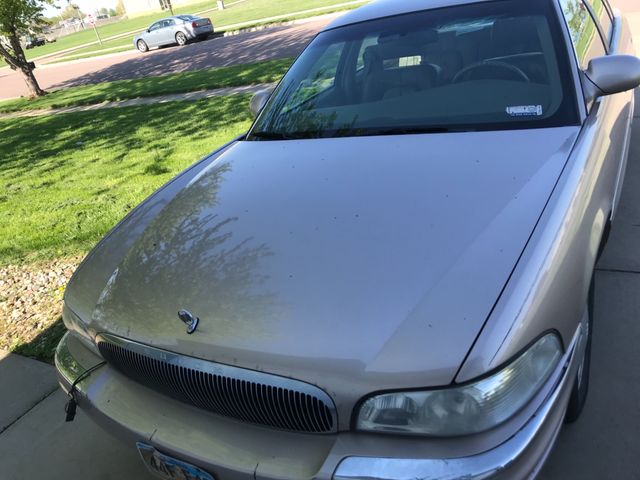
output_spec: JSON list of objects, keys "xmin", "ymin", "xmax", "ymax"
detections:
[{"xmin": 0, "ymin": 257, "xmax": 81, "ymax": 361}]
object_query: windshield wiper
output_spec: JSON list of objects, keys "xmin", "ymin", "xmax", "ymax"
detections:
[
  {"xmin": 249, "ymin": 131, "xmax": 290, "ymax": 141},
  {"xmin": 249, "ymin": 127, "xmax": 476, "ymax": 141},
  {"xmin": 365, "ymin": 126, "xmax": 477, "ymax": 136}
]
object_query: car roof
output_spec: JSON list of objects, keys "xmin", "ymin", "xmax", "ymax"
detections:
[
  {"xmin": 325, "ymin": 0, "xmax": 495, "ymax": 30},
  {"xmin": 152, "ymin": 15, "xmax": 196, "ymax": 23}
]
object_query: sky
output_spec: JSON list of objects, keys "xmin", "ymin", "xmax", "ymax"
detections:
[{"xmin": 44, "ymin": 0, "xmax": 119, "ymax": 18}]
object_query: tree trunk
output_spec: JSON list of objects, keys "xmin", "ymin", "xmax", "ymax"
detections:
[
  {"xmin": 20, "ymin": 65, "xmax": 46, "ymax": 97},
  {"xmin": 0, "ymin": 31, "xmax": 46, "ymax": 98}
]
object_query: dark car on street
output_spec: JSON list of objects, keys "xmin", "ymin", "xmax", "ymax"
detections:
[{"xmin": 24, "ymin": 37, "xmax": 46, "ymax": 49}]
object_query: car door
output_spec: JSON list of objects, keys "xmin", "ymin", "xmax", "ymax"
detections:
[
  {"xmin": 158, "ymin": 19, "xmax": 177, "ymax": 46},
  {"xmin": 145, "ymin": 21, "xmax": 163, "ymax": 47},
  {"xmin": 558, "ymin": 0, "xmax": 635, "ymax": 220},
  {"xmin": 584, "ymin": 0, "xmax": 635, "ymax": 215}
]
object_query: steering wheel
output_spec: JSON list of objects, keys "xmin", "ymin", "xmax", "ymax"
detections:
[{"xmin": 452, "ymin": 60, "xmax": 531, "ymax": 84}]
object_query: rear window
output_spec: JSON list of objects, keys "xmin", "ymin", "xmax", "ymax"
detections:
[
  {"xmin": 249, "ymin": 0, "xmax": 579, "ymax": 140},
  {"xmin": 177, "ymin": 15, "xmax": 198, "ymax": 21}
]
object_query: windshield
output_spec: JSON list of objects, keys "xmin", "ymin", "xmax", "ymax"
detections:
[{"xmin": 249, "ymin": 0, "xmax": 579, "ymax": 140}]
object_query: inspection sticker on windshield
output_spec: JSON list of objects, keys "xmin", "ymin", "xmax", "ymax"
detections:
[{"xmin": 506, "ymin": 105, "xmax": 543, "ymax": 117}]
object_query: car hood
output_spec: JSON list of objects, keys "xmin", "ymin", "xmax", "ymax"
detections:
[{"xmin": 72, "ymin": 128, "xmax": 579, "ymax": 414}]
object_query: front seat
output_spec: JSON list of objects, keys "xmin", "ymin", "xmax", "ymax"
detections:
[
  {"xmin": 362, "ymin": 46, "xmax": 385, "ymax": 102},
  {"xmin": 382, "ymin": 64, "xmax": 437, "ymax": 99}
]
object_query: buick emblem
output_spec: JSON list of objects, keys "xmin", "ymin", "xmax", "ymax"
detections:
[{"xmin": 178, "ymin": 310, "xmax": 199, "ymax": 334}]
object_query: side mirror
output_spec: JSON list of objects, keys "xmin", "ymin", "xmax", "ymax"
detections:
[
  {"xmin": 583, "ymin": 54, "xmax": 640, "ymax": 103},
  {"xmin": 249, "ymin": 88, "xmax": 274, "ymax": 118}
]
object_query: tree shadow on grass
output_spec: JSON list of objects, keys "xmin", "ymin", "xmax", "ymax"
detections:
[
  {"xmin": 0, "ymin": 95, "xmax": 251, "ymax": 179},
  {"xmin": 12, "ymin": 317, "xmax": 66, "ymax": 364},
  {"xmin": 0, "ymin": 94, "xmax": 253, "ymax": 263}
]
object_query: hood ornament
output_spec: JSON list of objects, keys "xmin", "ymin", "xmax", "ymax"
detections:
[{"xmin": 178, "ymin": 310, "xmax": 199, "ymax": 334}]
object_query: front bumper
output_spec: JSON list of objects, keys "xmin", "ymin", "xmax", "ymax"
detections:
[{"xmin": 55, "ymin": 326, "xmax": 584, "ymax": 480}]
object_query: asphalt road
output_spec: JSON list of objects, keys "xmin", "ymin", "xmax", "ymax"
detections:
[{"xmin": 0, "ymin": 17, "xmax": 333, "ymax": 100}]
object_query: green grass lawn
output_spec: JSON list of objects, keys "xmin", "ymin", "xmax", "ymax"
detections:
[
  {"xmin": 0, "ymin": 58, "xmax": 290, "ymax": 112},
  {"xmin": 26, "ymin": 0, "xmax": 364, "ymax": 62},
  {"xmin": 204, "ymin": 0, "xmax": 365, "ymax": 28},
  {"xmin": 0, "ymin": 95, "xmax": 252, "ymax": 265}
]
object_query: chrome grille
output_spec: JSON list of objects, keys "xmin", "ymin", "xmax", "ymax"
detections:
[{"xmin": 96, "ymin": 334, "xmax": 336, "ymax": 433}]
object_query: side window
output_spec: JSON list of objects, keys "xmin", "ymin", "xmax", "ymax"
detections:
[
  {"xmin": 307, "ymin": 42, "xmax": 343, "ymax": 90},
  {"xmin": 149, "ymin": 22, "xmax": 162, "ymax": 32},
  {"xmin": 585, "ymin": 0, "xmax": 613, "ymax": 44},
  {"xmin": 164, "ymin": 19, "xmax": 176, "ymax": 27},
  {"xmin": 283, "ymin": 42, "xmax": 345, "ymax": 112},
  {"xmin": 559, "ymin": 0, "xmax": 607, "ymax": 68}
]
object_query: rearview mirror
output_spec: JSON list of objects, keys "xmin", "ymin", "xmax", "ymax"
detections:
[
  {"xmin": 249, "ymin": 88, "xmax": 274, "ymax": 118},
  {"xmin": 583, "ymin": 54, "xmax": 640, "ymax": 103}
]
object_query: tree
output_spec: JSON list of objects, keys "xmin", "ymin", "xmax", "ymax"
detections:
[
  {"xmin": 0, "ymin": 0, "xmax": 53, "ymax": 97},
  {"xmin": 115, "ymin": 0, "xmax": 125, "ymax": 16},
  {"xmin": 58, "ymin": 4, "xmax": 81, "ymax": 20},
  {"xmin": 98, "ymin": 7, "xmax": 108, "ymax": 15},
  {"xmin": 108, "ymin": 8, "xmax": 115, "ymax": 16}
]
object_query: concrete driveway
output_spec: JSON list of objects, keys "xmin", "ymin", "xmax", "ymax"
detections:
[{"xmin": 540, "ymin": 93, "xmax": 640, "ymax": 480}]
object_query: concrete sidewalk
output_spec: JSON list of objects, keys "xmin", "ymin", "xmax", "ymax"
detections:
[
  {"xmin": 0, "ymin": 83, "xmax": 274, "ymax": 119},
  {"xmin": 0, "ymin": 350, "xmax": 58, "ymax": 434},
  {"xmin": 629, "ymin": 12, "xmax": 640, "ymax": 48},
  {"xmin": 0, "ymin": 352, "xmax": 151, "ymax": 479},
  {"xmin": 0, "ymin": 382, "xmax": 153, "ymax": 479},
  {"xmin": 540, "ymin": 91, "xmax": 640, "ymax": 479}
]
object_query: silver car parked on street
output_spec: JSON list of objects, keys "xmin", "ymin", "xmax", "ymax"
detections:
[
  {"xmin": 134, "ymin": 14, "xmax": 213, "ymax": 52},
  {"xmin": 58, "ymin": 0, "xmax": 640, "ymax": 479}
]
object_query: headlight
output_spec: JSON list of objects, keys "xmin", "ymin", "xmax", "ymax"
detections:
[
  {"xmin": 62, "ymin": 304, "xmax": 101, "ymax": 356},
  {"xmin": 356, "ymin": 334, "xmax": 562, "ymax": 436}
]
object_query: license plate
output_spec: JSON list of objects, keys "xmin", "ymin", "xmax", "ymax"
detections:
[{"xmin": 137, "ymin": 442, "xmax": 215, "ymax": 480}]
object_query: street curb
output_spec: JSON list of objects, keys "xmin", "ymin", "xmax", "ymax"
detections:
[{"xmin": 220, "ymin": 11, "xmax": 345, "ymax": 37}]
